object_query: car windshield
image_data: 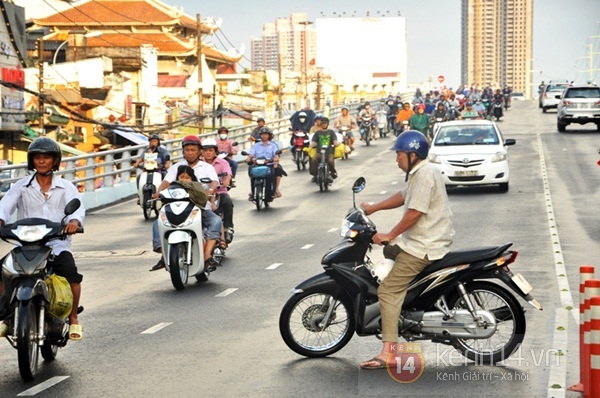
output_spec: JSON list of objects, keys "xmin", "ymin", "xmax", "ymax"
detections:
[
  {"xmin": 434, "ymin": 126, "xmax": 499, "ymax": 146},
  {"xmin": 548, "ymin": 84, "xmax": 568, "ymax": 92},
  {"xmin": 564, "ymin": 87, "xmax": 600, "ymax": 99}
]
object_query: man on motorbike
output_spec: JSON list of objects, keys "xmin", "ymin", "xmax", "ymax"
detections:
[
  {"xmin": 431, "ymin": 102, "xmax": 449, "ymax": 121},
  {"xmin": 216, "ymin": 126, "xmax": 238, "ymax": 183},
  {"xmin": 358, "ymin": 102, "xmax": 377, "ymax": 140},
  {"xmin": 245, "ymin": 127, "xmax": 285, "ymax": 200},
  {"xmin": 395, "ymin": 102, "xmax": 414, "ymax": 128},
  {"xmin": 408, "ymin": 104, "xmax": 430, "ymax": 137},
  {"xmin": 309, "ymin": 114, "xmax": 323, "ymax": 135},
  {"xmin": 309, "ymin": 117, "xmax": 339, "ymax": 181},
  {"xmin": 250, "ymin": 117, "xmax": 266, "ymax": 142},
  {"xmin": 133, "ymin": 134, "xmax": 170, "ymax": 196},
  {"xmin": 201, "ymin": 139, "xmax": 234, "ymax": 247},
  {"xmin": 460, "ymin": 101, "xmax": 479, "ymax": 119},
  {"xmin": 150, "ymin": 135, "xmax": 222, "ymax": 272},
  {"xmin": 359, "ymin": 131, "xmax": 454, "ymax": 370},
  {"xmin": 385, "ymin": 95, "xmax": 399, "ymax": 132},
  {"xmin": 333, "ymin": 106, "xmax": 357, "ymax": 150},
  {"xmin": 0, "ymin": 137, "xmax": 85, "ymax": 340}
]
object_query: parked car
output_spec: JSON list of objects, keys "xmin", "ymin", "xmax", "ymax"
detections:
[
  {"xmin": 511, "ymin": 92, "xmax": 525, "ymax": 101},
  {"xmin": 540, "ymin": 83, "xmax": 570, "ymax": 112},
  {"xmin": 428, "ymin": 120, "xmax": 516, "ymax": 192},
  {"xmin": 556, "ymin": 83, "xmax": 600, "ymax": 132}
]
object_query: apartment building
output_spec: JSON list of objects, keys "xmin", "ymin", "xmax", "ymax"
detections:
[{"xmin": 461, "ymin": 0, "xmax": 533, "ymax": 97}]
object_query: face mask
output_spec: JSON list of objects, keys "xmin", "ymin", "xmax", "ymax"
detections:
[{"xmin": 219, "ymin": 134, "xmax": 227, "ymax": 140}]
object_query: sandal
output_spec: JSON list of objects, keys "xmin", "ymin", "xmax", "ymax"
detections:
[{"xmin": 68, "ymin": 324, "xmax": 83, "ymax": 341}]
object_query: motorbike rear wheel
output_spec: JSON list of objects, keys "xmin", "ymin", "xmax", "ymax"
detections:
[
  {"xmin": 279, "ymin": 289, "xmax": 355, "ymax": 357},
  {"xmin": 169, "ymin": 242, "xmax": 189, "ymax": 290},
  {"xmin": 40, "ymin": 340, "xmax": 59, "ymax": 361},
  {"xmin": 447, "ymin": 281, "xmax": 525, "ymax": 364},
  {"xmin": 16, "ymin": 300, "xmax": 39, "ymax": 381},
  {"xmin": 294, "ymin": 150, "xmax": 302, "ymax": 171},
  {"xmin": 142, "ymin": 190, "xmax": 153, "ymax": 220}
]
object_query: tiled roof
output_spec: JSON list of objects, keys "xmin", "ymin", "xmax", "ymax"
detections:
[
  {"xmin": 32, "ymin": 0, "xmax": 207, "ymax": 31},
  {"xmin": 158, "ymin": 75, "xmax": 188, "ymax": 88}
]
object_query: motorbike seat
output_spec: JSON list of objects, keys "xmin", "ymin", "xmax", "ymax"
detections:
[{"xmin": 415, "ymin": 243, "xmax": 513, "ymax": 278}]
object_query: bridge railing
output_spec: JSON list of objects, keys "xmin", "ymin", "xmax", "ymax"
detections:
[{"xmin": 0, "ymin": 94, "xmax": 412, "ymax": 210}]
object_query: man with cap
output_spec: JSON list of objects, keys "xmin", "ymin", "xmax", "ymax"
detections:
[
  {"xmin": 250, "ymin": 117, "xmax": 266, "ymax": 142},
  {"xmin": 359, "ymin": 131, "xmax": 454, "ymax": 370}
]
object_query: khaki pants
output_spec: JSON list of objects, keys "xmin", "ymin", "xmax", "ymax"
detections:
[{"xmin": 379, "ymin": 249, "xmax": 432, "ymax": 342}]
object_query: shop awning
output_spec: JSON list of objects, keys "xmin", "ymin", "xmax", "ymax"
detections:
[{"xmin": 110, "ymin": 127, "xmax": 148, "ymax": 146}]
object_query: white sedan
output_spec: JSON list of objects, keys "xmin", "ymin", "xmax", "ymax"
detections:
[{"xmin": 427, "ymin": 120, "xmax": 516, "ymax": 192}]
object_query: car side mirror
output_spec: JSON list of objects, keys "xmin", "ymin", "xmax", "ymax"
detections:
[{"xmin": 504, "ymin": 139, "xmax": 516, "ymax": 146}]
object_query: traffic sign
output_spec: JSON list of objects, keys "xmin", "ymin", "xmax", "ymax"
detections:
[{"xmin": 438, "ymin": 75, "xmax": 445, "ymax": 83}]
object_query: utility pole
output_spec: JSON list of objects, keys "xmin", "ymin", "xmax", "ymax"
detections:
[
  {"xmin": 212, "ymin": 84, "xmax": 216, "ymax": 129},
  {"xmin": 315, "ymin": 71, "xmax": 322, "ymax": 110},
  {"xmin": 197, "ymin": 14, "xmax": 204, "ymax": 135},
  {"xmin": 277, "ymin": 52, "xmax": 283, "ymax": 118},
  {"xmin": 582, "ymin": 42, "xmax": 600, "ymax": 82},
  {"xmin": 37, "ymin": 38, "xmax": 45, "ymax": 135}
]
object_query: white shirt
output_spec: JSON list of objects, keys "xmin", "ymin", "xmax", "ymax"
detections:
[
  {"xmin": 163, "ymin": 160, "xmax": 218, "ymax": 210},
  {"xmin": 0, "ymin": 174, "xmax": 85, "ymax": 255}
]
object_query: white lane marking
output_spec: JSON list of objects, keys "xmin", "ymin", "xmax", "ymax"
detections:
[
  {"xmin": 379, "ymin": 191, "xmax": 387, "ymax": 195},
  {"xmin": 141, "ymin": 322, "xmax": 173, "ymax": 334},
  {"xmin": 266, "ymin": 263, "xmax": 282, "ymax": 270},
  {"xmin": 327, "ymin": 228, "xmax": 338, "ymax": 233},
  {"xmin": 391, "ymin": 181, "xmax": 398, "ymax": 185},
  {"xmin": 540, "ymin": 132, "xmax": 574, "ymax": 398},
  {"xmin": 17, "ymin": 376, "xmax": 70, "ymax": 396},
  {"xmin": 301, "ymin": 244, "xmax": 314, "ymax": 249},
  {"xmin": 215, "ymin": 288, "xmax": 238, "ymax": 297}
]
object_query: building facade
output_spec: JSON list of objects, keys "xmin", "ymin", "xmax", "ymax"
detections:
[
  {"xmin": 461, "ymin": 0, "xmax": 533, "ymax": 97},
  {"xmin": 250, "ymin": 12, "xmax": 316, "ymax": 75}
]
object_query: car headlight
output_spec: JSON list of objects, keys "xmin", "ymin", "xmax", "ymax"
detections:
[
  {"xmin": 428, "ymin": 153, "xmax": 441, "ymax": 164},
  {"xmin": 492, "ymin": 151, "xmax": 507, "ymax": 162}
]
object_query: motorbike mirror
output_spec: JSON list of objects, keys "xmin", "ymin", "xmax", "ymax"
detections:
[
  {"xmin": 232, "ymin": 142, "xmax": 238, "ymax": 146},
  {"xmin": 352, "ymin": 177, "xmax": 366, "ymax": 194},
  {"xmin": 199, "ymin": 177, "xmax": 213, "ymax": 184},
  {"xmin": 275, "ymin": 150, "xmax": 283, "ymax": 155},
  {"xmin": 64, "ymin": 198, "xmax": 81, "ymax": 216},
  {"xmin": 241, "ymin": 151, "xmax": 249, "ymax": 156}
]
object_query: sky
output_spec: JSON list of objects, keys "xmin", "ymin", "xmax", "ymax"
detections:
[{"xmin": 170, "ymin": 0, "xmax": 600, "ymax": 88}]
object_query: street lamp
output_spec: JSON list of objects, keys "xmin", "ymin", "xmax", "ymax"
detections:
[
  {"xmin": 298, "ymin": 21, "xmax": 313, "ymax": 107},
  {"xmin": 52, "ymin": 30, "xmax": 102, "ymax": 66}
]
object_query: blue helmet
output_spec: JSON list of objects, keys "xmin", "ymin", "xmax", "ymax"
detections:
[{"xmin": 390, "ymin": 130, "xmax": 429, "ymax": 159}]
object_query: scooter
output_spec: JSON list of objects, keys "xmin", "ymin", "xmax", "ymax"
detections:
[
  {"xmin": 137, "ymin": 151, "xmax": 162, "ymax": 220},
  {"xmin": 339, "ymin": 126, "xmax": 352, "ymax": 160},
  {"xmin": 279, "ymin": 178, "xmax": 542, "ymax": 363},
  {"xmin": 359, "ymin": 116, "xmax": 373, "ymax": 146},
  {"xmin": 393, "ymin": 120, "xmax": 409, "ymax": 137},
  {"xmin": 377, "ymin": 109, "xmax": 387, "ymax": 138},
  {"xmin": 492, "ymin": 101, "xmax": 503, "ymax": 121},
  {"xmin": 157, "ymin": 180, "xmax": 213, "ymax": 290},
  {"xmin": 0, "ymin": 199, "xmax": 83, "ymax": 381},
  {"xmin": 314, "ymin": 146, "xmax": 332, "ymax": 192},
  {"xmin": 242, "ymin": 150, "xmax": 282, "ymax": 211},
  {"xmin": 290, "ymin": 130, "xmax": 310, "ymax": 171}
]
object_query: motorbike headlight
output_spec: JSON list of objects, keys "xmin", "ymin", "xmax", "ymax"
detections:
[
  {"xmin": 14, "ymin": 225, "xmax": 52, "ymax": 242},
  {"xmin": 492, "ymin": 151, "xmax": 507, "ymax": 162},
  {"xmin": 160, "ymin": 212, "xmax": 172, "ymax": 227},
  {"xmin": 428, "ymin": 153, "xmax": 441, "ymax": 164},
  {"xmin": 340, "ymin": 219, "xmax": 358, "ymax": 238}
]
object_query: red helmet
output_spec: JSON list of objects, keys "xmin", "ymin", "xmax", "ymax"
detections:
[
  {"xmin": 182, "ymin": 135, "xmax": 202, "ymax": 148},
  {"xmin": 417, "ymin": 104, "xmax": 425, "ymax": 111}
]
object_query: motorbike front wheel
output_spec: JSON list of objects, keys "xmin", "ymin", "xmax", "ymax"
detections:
[
  {"xmin": 142, "ymin": 190, "xmax": 153, "ymax": 220},
  {"xmin": 294, "ymin": 150, "xmax": 302, "ymax": 171},
  {"xmin": 169, "ymin": 242, "xmax": 189, "ymax": 290},
  {"xmin": 279, "ymin": 289, "xmax": 355, "ymax": 357},
  {"xmin": 254, "ymin": 182, "xmax": 263, "ymax": 210},
  {"xmin": 447, "ymin": 281, "xmax": 525, "ymax": 364},
  {"xmin": 16, "ymin": 300, "xmax": 39, "ymax": 381}
]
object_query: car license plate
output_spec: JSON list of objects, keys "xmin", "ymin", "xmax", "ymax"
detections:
[
  {"xmin": 512, "ymin": 273, "xmax": 533, "ymax": 295},
  {"xmin": 455, "ymin": 170, "xmax": 478, "ymax": 177}
]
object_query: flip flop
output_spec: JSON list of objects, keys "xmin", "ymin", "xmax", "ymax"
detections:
[
  {"xmin": 69, "ymin": 324, "xmax": 83, "ymax": 341},
  {"xmin": 360, "ymin": 357, "xmax": 392, "ymax": 370}
]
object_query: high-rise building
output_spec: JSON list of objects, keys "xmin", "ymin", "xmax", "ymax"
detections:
[
  {"xmin": 250, "ymin": 12, "xmax": 315, "ymax": 74},
  {"xmin": 461, "ymin": 0, "xmax": 533, "ymax": 97}
]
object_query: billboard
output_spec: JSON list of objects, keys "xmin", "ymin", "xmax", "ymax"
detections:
[{"xmin": 316, "ymin": 17, "xmax": 408, "ymax": 94}]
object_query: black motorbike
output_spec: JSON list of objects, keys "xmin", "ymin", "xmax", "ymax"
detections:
[
  {"xmin": 359, "ymin": 116, "xmax": 373, "ymax": 146},
  {"xmin": 314, "ymin": 146, "xmax": 332, "ymax": 192},
  {"xmin": 0, "ymin": 199, "xmax": 83, "ymax": 381},
  {"xmin": 279, "ymin": 178, "xmax": 542, "ymax": 363},
  {"xmin": 492, "ymin": 101, "xmax": 504, "ymax": 121},
  {"xmin": 242, "ymin": 150, "xmax": 282, "ymax": 210}
]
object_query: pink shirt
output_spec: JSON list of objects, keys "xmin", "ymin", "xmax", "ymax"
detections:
[
  {"xmin": 209, "ymin": 157, "xmax": 232, "ymax": 194},
  {"xmin": 217, "ymin": 139, "xmax": 237, "ymax": 158}
]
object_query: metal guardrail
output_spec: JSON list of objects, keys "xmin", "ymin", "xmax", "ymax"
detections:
[{"xmin": 0, "ymin": 94, "xmax": 411, "ymax": 196}]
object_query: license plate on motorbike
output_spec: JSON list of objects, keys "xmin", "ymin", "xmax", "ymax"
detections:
[
  {"xmin": 455, "ymin": 170, "xmax": 478, "ymax": 177},
  {"xmin": 512, "ymin": 273, "xmax": 533, "ymax": 295}
]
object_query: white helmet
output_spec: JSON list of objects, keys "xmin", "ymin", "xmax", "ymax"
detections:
[{"xmin": 202, "ymin": 138, "xmax": 218, "ymax": 150}]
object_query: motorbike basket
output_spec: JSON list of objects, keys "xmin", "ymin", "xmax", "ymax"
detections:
[{"xmin": 250, "ymin": 165, "xmax": 271, "ymax": 178}]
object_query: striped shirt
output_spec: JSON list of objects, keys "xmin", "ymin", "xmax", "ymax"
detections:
[{"xmin": 399, "ymin": 160, "xmax": 454, "ymax": 260}]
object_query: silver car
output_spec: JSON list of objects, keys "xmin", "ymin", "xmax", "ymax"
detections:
[
  {"xmin": 556, "ymin": 84, "xmax": 600, "ymax": 132},
  {"xmin": 540, "ymin": 83, "xmax": 569, "ymax": 112}
]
